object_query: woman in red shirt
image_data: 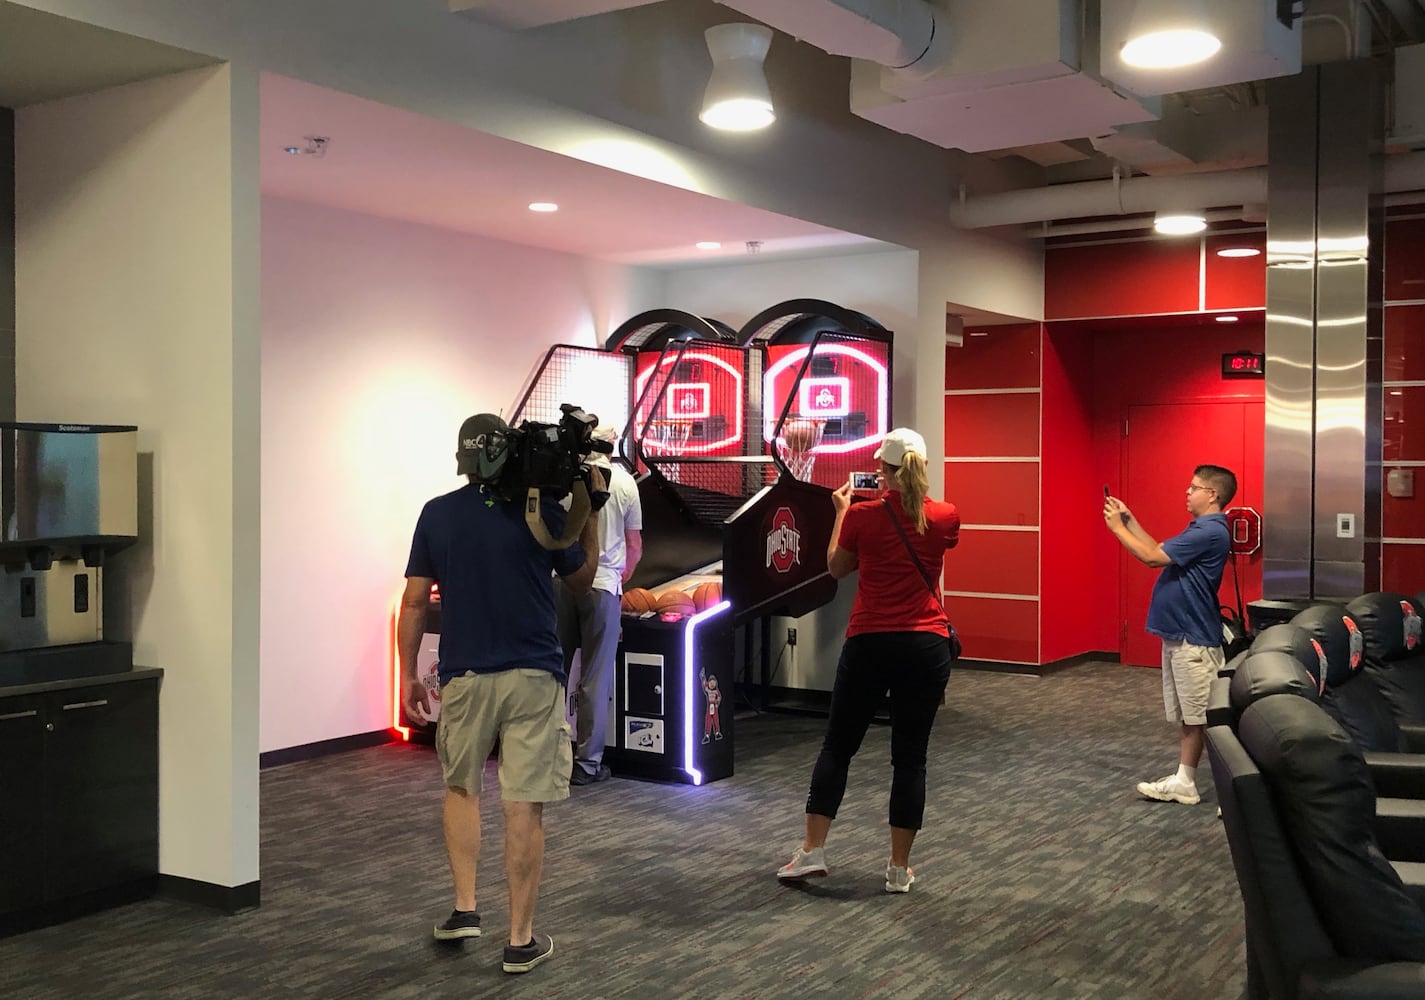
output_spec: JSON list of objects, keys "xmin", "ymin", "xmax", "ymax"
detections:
[{"xmin": 776, "ymin": 427, "xmax": 961, "ymax": 893}]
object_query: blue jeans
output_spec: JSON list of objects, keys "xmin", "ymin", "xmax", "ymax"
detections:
[{"xmin": 805, "ymin": 631, "xmax": 954, "ymax": 830}]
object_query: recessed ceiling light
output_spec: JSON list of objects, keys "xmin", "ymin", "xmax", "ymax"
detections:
[
  {"xmin": 528, "ymin": 202, "xmax": 559, "ymax": 213},
  {"xmin": 1217, "ymin": 247, "xmax": 1262, "ymax": 258},
  {"xmin": 1154, "ymin": 213, "xmax": 1207, "ymax": 235},
  {"xmin": 1121, "ymin": 0, "xmax": 1221, "ymax": 69},
  {"xmin": 696, "ymin": 241, "xmax": 721, "ymax": 250},
  {"xmin": 1215, "ymin": 315, "xmax": 1239, "ymax": 323},
  {"xmin": 282, "ymin": 146, "xmax": 300, "ymax": 156}
]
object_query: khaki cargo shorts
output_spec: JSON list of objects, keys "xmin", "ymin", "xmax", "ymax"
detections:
[
  {"xmin": 1160, "ymin": 639, "xmax": 1224, "ymax": 726},
  {"xmin": 436, "ymin": 668, "xmax": 572, "ymax": 802}
]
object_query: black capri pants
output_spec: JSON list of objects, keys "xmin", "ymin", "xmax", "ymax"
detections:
[{"xmin": 805, "ymin": 630, "xmax": 954, "ymax": 830}]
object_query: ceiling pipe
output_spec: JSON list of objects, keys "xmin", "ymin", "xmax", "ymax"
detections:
[
  {"xmin": 952, "ymin": 150, "xmax": 1425, "ymax": 230},
  {"xmin": 714, "ymin": 0, "xmax": 947, "ymax": 72}
]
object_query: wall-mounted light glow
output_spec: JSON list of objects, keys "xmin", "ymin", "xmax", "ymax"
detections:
[
  {"xmin": 700, "ymin": 23, "xmax": 776, "ymax": 131},
  {"xmin": 1154, "ymin": 213, "xmax": 1207, "ymax": 235},
  {"xmin": 1121, "ymin": 0, "xmax": 1222, "ymax": 69},
  {"xmin": 683, "ymin": 600, "xmax": 732, "ymax": 786},
  {"xmin": 696, "ymin": 241, "xmax": 722, "ymax": 250},
  {"xmin": 1216, "ymin": 315, "xmax": 1240, "ymax": 323},
  {"xmin": 1216, "ymin": 247, "xmax": 1261, "ymax": 258},
  {"xmin": 528, "ymin": 202, "xmax": 559, "ymax": 213}
]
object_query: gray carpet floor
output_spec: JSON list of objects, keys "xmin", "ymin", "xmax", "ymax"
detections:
[{"xmin": 0, "ymin": 662, "xmax": 1247, "ymax": 999}]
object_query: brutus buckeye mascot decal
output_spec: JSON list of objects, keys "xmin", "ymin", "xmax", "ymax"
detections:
[{"xmin": 699, "ymin": 667, "xmax": 723, "ymax": 745}]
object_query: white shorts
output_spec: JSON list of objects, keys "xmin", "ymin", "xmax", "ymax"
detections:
[{"xmin": 1160, "ymin": 639, "xmax": 1223, "ymax": 726}]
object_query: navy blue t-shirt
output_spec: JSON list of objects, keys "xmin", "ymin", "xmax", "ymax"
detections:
[
  {"xmin": 405, "ymin": 484, "xmax": 585, "ymax": 686},
  {"xmin": 1145, "ymin": 512, "xmax": 1231, "ymax": 648}
]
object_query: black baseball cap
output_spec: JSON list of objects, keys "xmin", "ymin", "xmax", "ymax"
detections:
[{"xmin": 456, "ymin": 414, "xmax": 508, "ymax": 476}]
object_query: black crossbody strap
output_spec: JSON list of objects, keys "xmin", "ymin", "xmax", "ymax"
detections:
[{"xmin": 881, "ymin": 497, "xmax": 945, "ymax": 612}]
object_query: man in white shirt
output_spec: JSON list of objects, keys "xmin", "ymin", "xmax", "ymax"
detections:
[{"xmin": 556, "ymin": 425, "xmax": 643, "ymax": 785}]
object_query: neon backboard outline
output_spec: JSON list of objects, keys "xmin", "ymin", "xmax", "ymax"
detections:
[{"xmin": 764, "ymin": 344, "xmax": 888, "ymax": 453}]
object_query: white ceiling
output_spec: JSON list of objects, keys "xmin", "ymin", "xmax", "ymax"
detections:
[{"xmin": 259, "ymin": 74, "xmax": 886, "ymax": 268}]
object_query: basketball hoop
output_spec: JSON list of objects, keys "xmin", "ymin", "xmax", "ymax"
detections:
[
  {"xmin": 644, "ymin": 419, "xmax": 694, "ymax": 480},
  {"xmin": 777, "ymin": 418, "xmax": 824, "ymax": 481}
]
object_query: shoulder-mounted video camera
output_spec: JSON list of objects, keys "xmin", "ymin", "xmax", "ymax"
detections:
[{"xmin": 480, "ymin": 403, "xmax": 612, "ymax": 512}]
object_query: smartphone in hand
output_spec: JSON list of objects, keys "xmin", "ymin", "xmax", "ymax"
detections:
[
  {"xmin": 850, "ymin": 471, "xmax": 880, "ymax": 493},
  {"xmin": 1103, "ymin": 484, "xmax": 1111, "ymax": 498}
]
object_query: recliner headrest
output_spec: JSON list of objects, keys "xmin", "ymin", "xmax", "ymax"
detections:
[
  {"xmin": 1345, "ymin": 592, "xmax": 1422, "ymax": 663},
  {"xmin": 1290, "ymin": 604, "xmax": 1365, "ymax": 688},
  {"xmin": 1250, "ymin": 623, "xmax": 1323, "ymax": 677},
  {"xmin": 1229, "ymin": 650, "xmax": 1322, "ymax": 720}
]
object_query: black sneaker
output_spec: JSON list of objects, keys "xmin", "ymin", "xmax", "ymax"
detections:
[
  {"xmin": 432, "ymin": 909, "xmax": 481, "ymax": 941},
  {"xmin": 502, "ymin": 932, "xmax": 554, "ymax": 973},
  {"xmin": 570, "ymin": 763, "xmax": 612, "ymax": 786}
]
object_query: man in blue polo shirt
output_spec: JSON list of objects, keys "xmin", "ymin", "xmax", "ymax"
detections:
[
  {"xmin": 1104, "ymin": 465, "xmax": 1234, "ymax": 806},
  {"xmin": 398, "ymin": 413, "xmax": 600, "ymax": 974}
]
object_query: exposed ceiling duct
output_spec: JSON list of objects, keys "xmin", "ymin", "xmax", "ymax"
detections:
[
  {"xmin": 449, "ymin": 0, "xmax": 664, "ymax": 30},
  {"xmin": 949, "ymin": 149, "xmax": 1425, "ymax": 230},
  {"xmin": 715, "ymin": 0, "xmax": 944, "ymax": 69}
]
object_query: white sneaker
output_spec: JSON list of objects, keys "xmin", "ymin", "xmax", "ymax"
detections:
[
  {"xmin": 884, "ymin": 863, "xmax": 916, "ymax": 893},
  {"xmin": 777, "ymin": 845, "xmax": 828, "ymax": 880},
  {"xmin": 1136, "ymin": 774, "xmax": 1201, "ymax": 805}
]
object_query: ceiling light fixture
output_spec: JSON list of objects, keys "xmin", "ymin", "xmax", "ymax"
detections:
[
  {"xmin": 1121, "ymin": 0, "xmax": 1222, "ymax": 69},
  {"xmin": 696, "ymin": 241, "xmax": 722, "ymax": 250},
  {"xmin": 1217, "ymin": 247, "xmax": 1262, "ymax": 258},
  {"xmin": 528, "ymin": 202, "xmax": 559, "ymax": 213},
  {"xmin": 1154, "ymin": 212, "xmax": 1208, "ymax": 236},
  {"xmin": 1215, "ymin": 315, "xmax": 1240, "ymax": 323},
  {"xmin": 700, "ymin": 23, "xmax": 775, "ymax": 132}
]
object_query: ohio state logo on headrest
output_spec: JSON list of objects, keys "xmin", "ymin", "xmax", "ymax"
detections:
[
  {"xmin": 765, "ymin": 506, "xmax": 802, "ymax": 574},
  {"xmin": 1402, "ymin": 601, "xmax": 1422, "ymax": 651},
  {"xmin": 1343, "ymin": 616, "xmax": 1363, "ymax": 670},
  {"xmin": 1310, "ymin": 639, "xmax": 1328, "ymax": 693}
]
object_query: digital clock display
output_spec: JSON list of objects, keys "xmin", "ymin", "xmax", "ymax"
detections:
[{"xmin": 1222, "ymin": 352, "xmax": 1265, "ymax": 378}]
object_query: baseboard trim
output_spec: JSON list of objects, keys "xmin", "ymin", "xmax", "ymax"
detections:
[
  {"xmin": 956, "ymin": 651, "xmax": 1119, "ymax": 677},
  {"xmin": 260, "ymin": 729, "xmax": 397, "ymax": 769},
  {"xmin": 156, "ymin": 876, "xmax": 260, "ymax": 915}
]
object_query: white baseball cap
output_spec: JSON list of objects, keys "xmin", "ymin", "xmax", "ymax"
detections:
[{"xmin": 874, "ymin": 427, "xmax": 927, "ymax": 467}]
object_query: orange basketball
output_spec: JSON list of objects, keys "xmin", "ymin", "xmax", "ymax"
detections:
[
  {"xmin": 692, "ymin": 581, "xmax": 723, "ymax": 612},
  {"xmin": 654, "ymin": 589, "xmax": 697, "ymax": 616},
  {"xmin": 621, "ymin": 588, "xmax": 658, "ymax": 613},
  {"xmin": 783, "ymin": 419, "xmax": 820, "ymax": 451}
]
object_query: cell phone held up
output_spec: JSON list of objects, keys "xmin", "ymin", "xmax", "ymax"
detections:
[{"xmin": 849, "ymin": 471, "xmax": 880, "ymax": 493}]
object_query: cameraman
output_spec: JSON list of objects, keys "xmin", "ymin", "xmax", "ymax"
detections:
[
  {"xmin": 398, "ymin": 412, "xmax": 601, "ymax": 975},
  {"xmin": 556, "ymin": 425, "xmax": 643, "ymax": 785}
]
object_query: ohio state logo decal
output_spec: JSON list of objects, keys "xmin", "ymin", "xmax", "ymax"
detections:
[
  {"xmin": 1310, "ymin": 639, "xmax": 1328, "ymax": 693},
  {"xmin": 1402, "ymin": 601, "xmax": 1421, "ymax": 652},
  {"xmin": 1343, "ymin": 615, "xmax": 1363, "ymax": 670},
  {"xmin": 765, "ymin": 506, "xmax": 802, "ymax": 574}
]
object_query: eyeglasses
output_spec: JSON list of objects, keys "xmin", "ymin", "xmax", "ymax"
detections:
[{"xmin": 1186, "ymin": 483, "xmax": 1216, "ymax": 495}]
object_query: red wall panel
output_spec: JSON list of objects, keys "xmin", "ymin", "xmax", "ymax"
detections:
[
  {"xmin": 944, "ymin": 393, "xmax": 1040, "ymax": 458},
  {"xmin": 1382, "ymin": 543, "xmax": 1425, "ymax": 596},
  {"xmin": 946, "ymin": 323, "xmax": 1041, "ymax": 390},
  {"xmin": 943, "ymin": 595, "xmax": 1039, "ymax": 664},
  {"xmin": 1384, "ymin": 385, "xmax": 1425, "ymax": 462},
  {"xmin": 1039, "ymin": 326, "xmax": 1107, "ymax": 660},
  {"xmin": 1204, "ymin": 233, "xmax": 1266, "ymax": 311},
  {"xmin": 1045, "ymin": 240, "xmax": 1201, "ymax": 320},
  {"xmin": 1386, "ymin": 218, "xmax": 1425, "ymax": 303},
  {"xmin": 1385, "ymin": 305, "xmax": 1425, "ymax": 382},
  {"xmin": 944, "ymin": 460, "xmax": 1039, "ymax": 527},
  {"xmin": 945, "ymin": 528, "xmax": 1038, "ymax": 596},
  {"xmin": 1383, "ymin": 466, "xmax": 1425, "ymax": 538}
]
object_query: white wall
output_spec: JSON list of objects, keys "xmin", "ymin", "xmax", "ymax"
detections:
[
  {"xmin": 15, "ymin": 65, "xmax": 261, "ymax": 889},
  {"xmin": 260, "ymin": 196, "xmax": 663, "ymax": 752}
]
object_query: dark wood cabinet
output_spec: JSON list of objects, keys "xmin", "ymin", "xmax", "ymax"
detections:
[{"xmin": 0, "ymin": 673, "xmax": 159, "ymax": 927}]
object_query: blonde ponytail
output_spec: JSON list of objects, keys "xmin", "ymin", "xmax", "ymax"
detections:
[{"xmin": 894, "ymin": 451, "xmax": 930, "ymax": 533}]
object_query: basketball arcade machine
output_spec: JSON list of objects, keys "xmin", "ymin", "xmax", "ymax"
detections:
[
  {"xmin": 388, "ymin": 344, "xmax": 634, "ymax": 743},
  {"xmin": 726, "ymin": 300, "xmax": 894, "ymax": 708},
  {"xmin": 603, "ymin": 311, "xmax": 748, "ymax": 784}
]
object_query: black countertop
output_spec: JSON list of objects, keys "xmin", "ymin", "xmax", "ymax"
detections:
[{"xmin": 0, "ymin": 668, "xmax": 164, "ymax": 699}]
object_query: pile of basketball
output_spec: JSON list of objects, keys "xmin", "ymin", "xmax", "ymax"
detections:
[{"xmin": 621, "ymin": 582, "xmax": 722, "ymax": 619}]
